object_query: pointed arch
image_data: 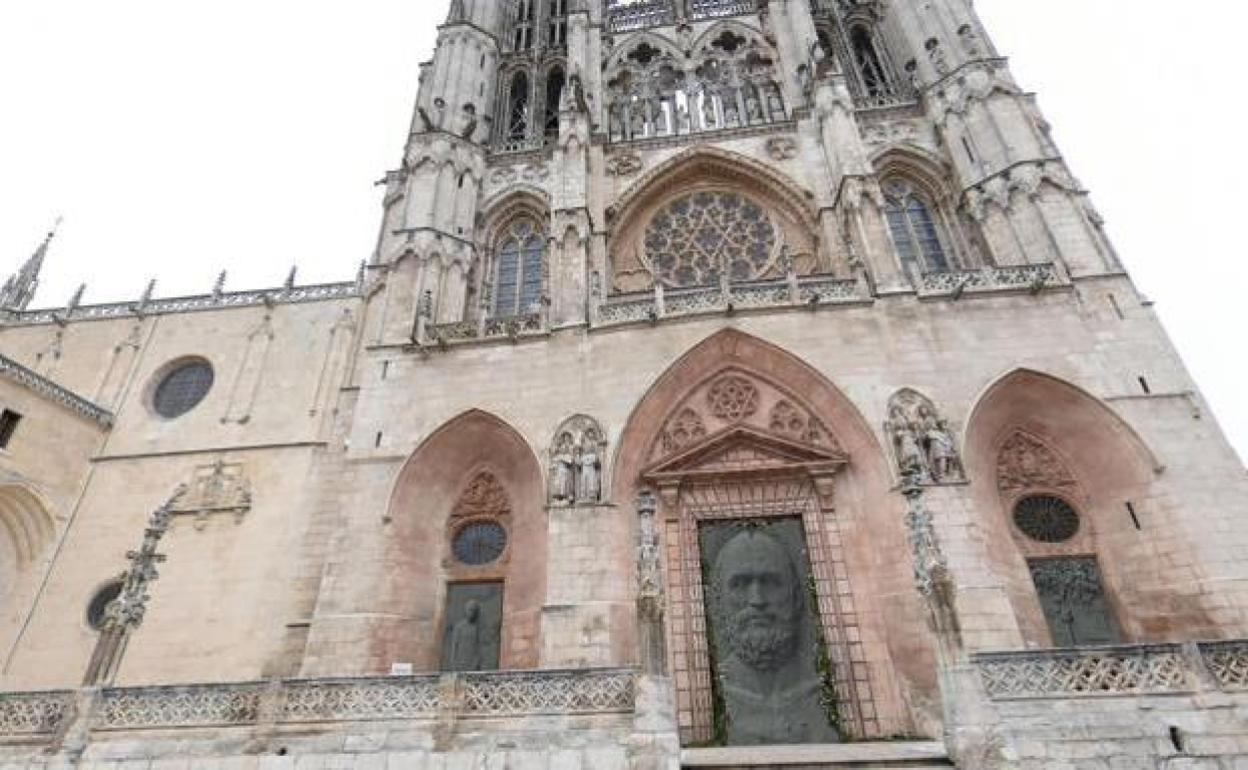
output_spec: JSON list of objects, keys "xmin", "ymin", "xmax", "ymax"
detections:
[
  {"xmin": 607, "ymin": 147, "xmax": 824, "ymax": 291},
  {"xmin": 689, "ymin": 18, "xmax": 776, "ymax": 54},
  {"xmin": 384, "ymin": 409, "xmax": 546, "ymax": 671},
  {"xmin": 0, "ymin": 483, "xmax": 55, "ymax": 569},
  {"xmin": 613, "ymin": 329, "xmax": 936, "ymax": 740},
  {"xmin": 605, "ymin": 30, "xmax": 686, "ymax": 71},
  {"xmin": 960, "ymin": 368, "xmax": 1209, "ymax": 648}
]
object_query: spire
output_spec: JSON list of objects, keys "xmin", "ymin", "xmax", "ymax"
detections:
[{"xmin": 1, "ymin": 219, "xmax": 60, "ymax": 312}]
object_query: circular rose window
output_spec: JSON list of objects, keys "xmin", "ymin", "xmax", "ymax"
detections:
[
  {"xmin": 152, "ymin": 359, "xmax": 214, "ymax": 419},
  {"xmin": 644, "ymin": 191, "xmax": 777, "ymax": 287},
  {"xmin": 452, "ymin": 521, "xmax": 508, "ymax": 566},
  {"xmin": 1013, "ymin": 495, "xmax": 1080, "ymax": 544}
]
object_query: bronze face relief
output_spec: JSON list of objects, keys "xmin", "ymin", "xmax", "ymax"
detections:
[{"xmin": 702, "ymin": 520, "xmax": 839, "ymax": 745}]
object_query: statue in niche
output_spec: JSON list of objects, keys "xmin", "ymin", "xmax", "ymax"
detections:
[
  {"xmin": 885, "ymin": 390, "xmax": 965, "ymax": 484},
  {"xmin": 677, "ymin": 104, "xmax": 691, "ymax": 133},
  {"xmin": 441, "ymin": 582, "xmax": 503, "ymax": 672},
  {"xmin": 705, "ymin": 524, "xmax": 839, "ymax": 745},
  {"xmin": 701, "ymin": 93, "xmax": 717, "ymax": 129},
  {"xmin": 577, "ymin": 428, "xmax": 603, "ymax": 504},
  {"xmin": 629, "ymin": 105, "xmax": 645, "ymax": 139},
  {"xmin": 746, "ymin": 88, "xmax": 764, "ymax": 122},
  {"xmin": 550, "ymin": 432, "xmax": 577, "ymax": 504},
  {"xmin": 549, "ymin": 415, "xmax": 608, "ymax": 506}
]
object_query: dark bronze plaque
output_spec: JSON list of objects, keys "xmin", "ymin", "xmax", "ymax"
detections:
[
  {"xmin": 700, "ymin": 518, "xmax": 839, "ymax": 746},
  {"xmin": 440, "ymin": 581, "xmax": 503, "ymax": 672}
]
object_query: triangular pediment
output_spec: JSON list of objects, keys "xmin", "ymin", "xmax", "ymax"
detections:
[{"xmin": 643, "ymin": 424, "xmax": 848, "ymax": 482}]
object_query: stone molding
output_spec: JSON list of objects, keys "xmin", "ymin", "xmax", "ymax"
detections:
[
  {"xmin": 0, "ymin": 668, "xmax": 636, "ymax": 740},
  {"xmin": 0, "ymin": 353, "xmax": 114, "ymax": 427},
  {"xmin": 973, "ymin": 642, "xmax": 1248, "ymax": 700},
  {"xmin": 0, "ymin": 281, "xmax": 360, "ymax": 329}
]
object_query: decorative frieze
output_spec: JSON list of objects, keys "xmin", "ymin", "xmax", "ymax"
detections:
[
  {"xmin": 97, "ymin": 683, "xmax": 265, "ymax": 730},
  {"xmin": 918, "ymin": 263, "xmax": 1061, "ymax": 299},
  {"xmin": 1198, "ymin": 641, "xmax": 1248, "ymax": 691},
  {"xmin": 0, "ymin": 282, "xmax": 359, "ymax": 329},
  {"xmin": 974, "ymin": 645, "xmax": 1194, "ymax": 699},
  {"xmin": 0, "ymin": 353, "xmax": 114, "ymax": 427},
  {"xmin": 0, "ymin": 692, "xmax": 73, "ymax": 736}
]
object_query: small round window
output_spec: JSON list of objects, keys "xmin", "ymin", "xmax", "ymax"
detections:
[
  {"xmin": 1013, "ymin": 495, "xmax": 1080, "ymax": 544},
  {"xmin": 153, "ymin": 360, "xmax": 214, "ymax": 419},
  {"xmin": 87, "ymin": 580, "xmax": 123, "ymax": 631},
  {"xmin": 452, "ymin": 521, "xmax": 508, "ymax": 566}
]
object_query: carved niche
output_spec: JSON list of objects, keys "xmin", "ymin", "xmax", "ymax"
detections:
[
  {"xmin": 883, "ymin": 389, "xmax": 964, "ymax": 485},
  {"xmin": 549, "ymin": 415, "xmax": 608, "ymax": 506},
  {"xmin": 996, "ymin": 430, "xmax": 1077, "ymax": 496}
]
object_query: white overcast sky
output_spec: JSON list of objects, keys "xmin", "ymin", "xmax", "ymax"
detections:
[{"xmin": 0, "ymin": 1, "xmax": 1244, "ymax": 464}]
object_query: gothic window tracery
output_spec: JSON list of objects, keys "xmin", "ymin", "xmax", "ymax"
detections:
[
  {"xmin": 547, "ymin": 0, "xmax": 568, "ymax": 50},
  {"xmin": 849, "ymin": 26, "xmax": 894, "ymax": 102},
  {"xmin": 544, "ymin": 67, "xmax": 566, "ymax": 136},
  {"xmin": 513, "ymin": 0, "xmax": 536, "ymax": 51},
  {"xmin": 606, "ymin": 28, "xmax": 784, "ymax": 144},
  {"xmin": 492, "ymin": 218, "xmax": 546, "ymax": 318},
  {"xmin": 506, "ymin": 71, "xmax": 531, "ymax": 142},
  {"xmin": 883, "ymin": 179, "xmax": 951, "ymax": 275},
  {"xmin": 644, "ymin": 191, "xmax": 778, "ymax": 287}
]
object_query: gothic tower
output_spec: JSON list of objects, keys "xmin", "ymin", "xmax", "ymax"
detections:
[{"xmin": 0, "ymin": 2, "xmax": 1246, "ymax": 768}]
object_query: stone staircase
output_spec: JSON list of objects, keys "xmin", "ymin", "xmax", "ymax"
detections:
[{"xmin": 681, "ymin": 742, "xmax": 954, "ymax": 769}]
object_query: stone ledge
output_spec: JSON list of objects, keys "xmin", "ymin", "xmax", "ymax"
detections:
[{"xmin": 679, "ymin": 741, "xmax": 951, "ymax": 768}]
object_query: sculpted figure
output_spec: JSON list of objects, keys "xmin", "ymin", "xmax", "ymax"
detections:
[
  {"xmin": 711, "ymin": 530, "xmax": 839, "ymax": 745},
  {"xmin": 576, "ymin": 430, "xmax": 602, "ymax": 504},
  {"xmin": 889, "ymin": 405, "xmax": 927, "ymax": 481},
  {"xmin": 447, "ymin": 600, "xmax": 484, "ymax": 671},
  {"xmin": 919, "ymin": 405, "xmax": 959, "ymax": 482},
  {"xmin": 550, "ymin": 432, "xmax": 576, "ymax": 504}
]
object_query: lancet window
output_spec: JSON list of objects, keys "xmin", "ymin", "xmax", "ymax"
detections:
[
  {"xmin": 505, "ymin": 71, "xmax": 530, "ymax": 143},
  {"xmin": 547, "ymin": 0, "xmax": 568, "ymax": 50},
  {"xmin": 883, "ymin": 179, "xmax": 952, "ymax": 275},
  {"xmin": 491, "ymin": 218, "xmax": 546, "ymax": 318},
  {"xmin": 544, "ymin": 66, "xmax": 566, "ymax": 136},
  {"xmin": 850, "ymin": 26, "xmax": 894, "ymax": 102},
  {"xmin": 606, "ymin": 29, "xmax": 785, "ymax": 144},
  {"xmin": 513, "ymin": 0, "xmax": 536, "ymax": 51}
]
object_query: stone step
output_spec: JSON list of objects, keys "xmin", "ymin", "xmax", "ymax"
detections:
[{"xmin": 681, "ymin": 741, "xmax": 954, "ymax": 769}]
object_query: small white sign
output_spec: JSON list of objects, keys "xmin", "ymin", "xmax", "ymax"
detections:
[{"xmin": 390, "ymin": 662, "xmax": 414, "ymax": 676}]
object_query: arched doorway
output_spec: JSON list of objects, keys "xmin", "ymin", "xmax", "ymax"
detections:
[{"xmin": 614, "ymin": 330, "xmax": 934, "ymax": 745}]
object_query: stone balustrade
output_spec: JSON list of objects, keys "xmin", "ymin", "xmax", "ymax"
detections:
[
  {"xmin": 0, "ymin": 282, "xmax": 360, "ymax": 328},
  {"xmin": 595, "ymin": 274, "xmax": 864, "ymax": 329},
  {"xmin": 0, "ymin": 668, "xmax": 636, "ymax": 740},
  {"xmin": 973, "ymin": 641, "xmax": 1248, "ymax": 699},
  {"xmin": 425, "ymin": 311, "xmax": 546, "ymax": 348},
  {"xmin": 918, "ymin": 263, "xmax": 1063, "ymax": 299}
]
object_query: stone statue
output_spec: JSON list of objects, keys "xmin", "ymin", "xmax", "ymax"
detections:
[
  {"xmin": 576, "ymin": 429, "xmax": 602, "ymax": 504},
  {"xmin": 701, "ymin": 94, "xmax": 717, "ymax": 129},
  {"xmin": 709, "ymin": 529, "xmax": 838, "ymax": 745},
  {"xmin": 889, "ymin": 405, "xmax": 927, "ymax": 482},
  {"xmin": 447, "ymin": 599, "xmax": 484, "ymax": 671},
  {"xmin": 550, "ymin": 432, "xmax": 576, "ymax": 504},
  {"xmin": 920, "ymin": 406, "xmax": 960, "ymax": 482},
  {"xmin": 746, "ymin": 90, "xmax": 764, "ymax": 122}
]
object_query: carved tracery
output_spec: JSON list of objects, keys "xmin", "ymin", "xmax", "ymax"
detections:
[{"xmin": 605, "ymin": 26, "xmax": 785, "ymax": 144}]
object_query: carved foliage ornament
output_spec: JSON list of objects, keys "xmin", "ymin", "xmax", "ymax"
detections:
[{"xmin": 996, "ymin": 431, "xmax": 1077, "ymax": 495}]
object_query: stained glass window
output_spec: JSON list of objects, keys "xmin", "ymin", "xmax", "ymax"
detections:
[
  {"xmin": 884, "ymin": 180, "xmax": 951, "ymax": 274},
  {"xmin": 452, "ymin": 521, "xmax": 508, "ymax": 566},
  {"xmin": 494, "ymin": 219, "xmax": 545, "ymax": 317},
  {"xmin": 153, "ymin": 360, "xmax": 214, "ymax": 419},
  {"xmin": 644, "ymin": 191, "xmax": 778, "ymax": 288}
]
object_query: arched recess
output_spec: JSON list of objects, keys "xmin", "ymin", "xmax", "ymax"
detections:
[
  {"xmin": 606, "ymin": 147, "xmax": 825, "ymax": 293},
  {"xmin": 961, "ymin": 368, "xmax": 1210, "ymax": 648},
  {"xmin": 384, "ymin": 410, "xmax": 547, "ymax": 671},
  {"xmin": 870, "ymin": 147, "xmax": 984, "ymax": 274},
  {"xmin": 0, "ymin": 484, "xmax": 56, "ymax": 605},
  {"xmin": 614, "ymin": 329, "xmax": 939, "ymax": 744},
  {"xmin": 475, "ymin": 191, "xmax": 551, "ymax": 320}
]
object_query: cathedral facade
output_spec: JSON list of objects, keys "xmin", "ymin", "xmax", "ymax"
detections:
[{"xmin": 2, "ymin": 1, "xmax": 1248, "ymax": 767}]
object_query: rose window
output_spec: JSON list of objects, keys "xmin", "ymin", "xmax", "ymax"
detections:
[
  {"xmin": 644, "ymin": 192, "xmax": 777, "ymax": 287},
  {"xmin": 1013, "ymin": 495, "xmax": 1081, "ymax": 544}
]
